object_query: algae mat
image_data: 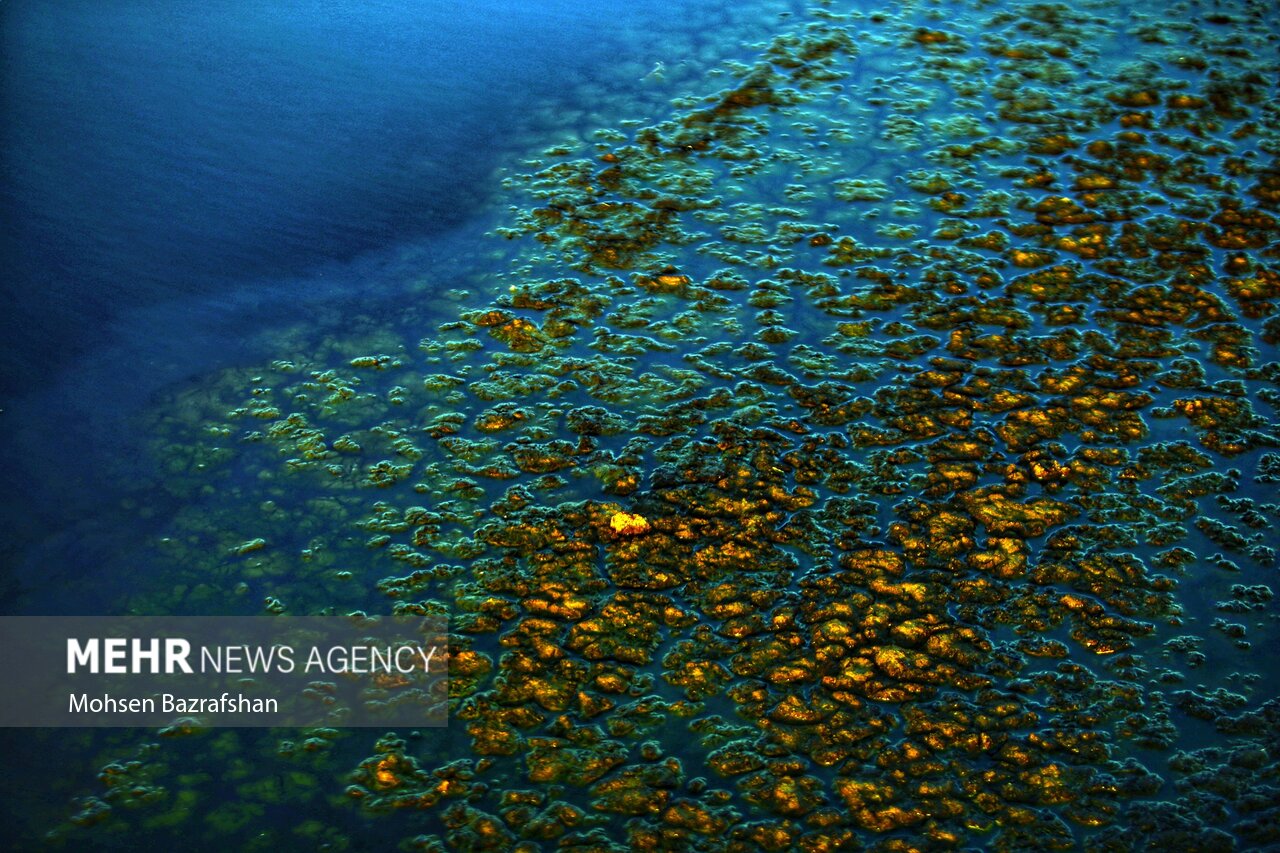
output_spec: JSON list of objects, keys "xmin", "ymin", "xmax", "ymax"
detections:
[{"xmin": 5, "ymin": 0, "xmax": 1280, "ymax": 850}]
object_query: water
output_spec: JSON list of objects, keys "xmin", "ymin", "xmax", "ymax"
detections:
[
  {"xmin": 0, "ymin": 0, "xmax": 728, "ymax": 612},
  {"xmin": 2, "ymin": 0, "xmax": 1278, "ymax": 849},
  {"xmin": 0, "ymin": 0, "xmax": 703, "ymax": 387},
  {"xmin": 0, "ymin": 1, "xmax": 752, "ymax": 843}
]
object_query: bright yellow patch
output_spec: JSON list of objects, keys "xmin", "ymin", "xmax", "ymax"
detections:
[{"xmin": 609, "ymin": 511, "xmax": 650, "ymax": 535}]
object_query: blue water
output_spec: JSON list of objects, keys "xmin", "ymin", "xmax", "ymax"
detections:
[
  {"xmin": 0, "ymin": 0, "xmax": 693, "ymax": 391},
  {"xmin": 0, "ymin": 0, "xmax": 725, "ymax": 612}
]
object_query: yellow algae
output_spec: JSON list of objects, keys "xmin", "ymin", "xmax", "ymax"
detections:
[
  {"xmin": 609, "ymin": 511, "xmax": 650, "ymax": 536},
  {"xmin": 91, "ymin": 1, "xmax": 1280, "ymax": 850}
]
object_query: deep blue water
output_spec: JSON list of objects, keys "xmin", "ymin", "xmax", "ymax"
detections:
[
  {"xmin": 0, "ymin": 0, "xmax": 722, "ymax": 609},
  {"xmin": 1, "ymin": 0, "xmax": 686, "ymax": 392}
]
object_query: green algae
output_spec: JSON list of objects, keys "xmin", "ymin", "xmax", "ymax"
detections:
[{"xmin": 45, "ymin": 0, "xmax": 1280, "ymax": 850}]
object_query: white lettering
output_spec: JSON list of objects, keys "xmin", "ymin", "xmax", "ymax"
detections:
[
  {"xmin": 394, "ymin": 646, "xmax": 417, "ymax": 672},
  {"xmin": 132, "ymin": 638, "xmax": 160, "ymax": 673},
  {"xmin": 166, "ymin": 638, "xmax": 193, "ymax": 674},
  {"xmin": 67, "ymin": 639, "xmax": 97, "ymax": 673},
  {"xmin": 103, "ymin": 638, "xmax": 128, "ymax": 673}
]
